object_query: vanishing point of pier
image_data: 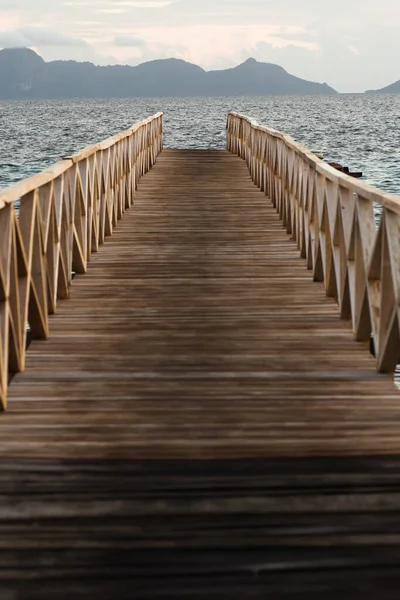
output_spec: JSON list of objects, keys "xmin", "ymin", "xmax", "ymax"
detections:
[{"xmin": 1, "ymin": 113, "xmax": 400, "ymax": 597}]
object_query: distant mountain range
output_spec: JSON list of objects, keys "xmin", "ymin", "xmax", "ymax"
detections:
[{"xmin": 0, "ymin": 47, "xmax": 336, "ymax": 99}]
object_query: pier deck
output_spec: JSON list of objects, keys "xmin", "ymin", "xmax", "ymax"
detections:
[{"xmin": 2, "ymin": 149, "xmax": 400, "ymax": 597}]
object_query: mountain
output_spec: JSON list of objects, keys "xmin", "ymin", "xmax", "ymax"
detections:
[
  {"xmin": 365, "ymin": 79, "xmax": 400, "ymax": 93},
  {"xmin": 207, "ymin": 58, "xmax": 335, "ymax": 95},
  {"xmin": 0, "ymin": 47, "xmax": 47, "ymax": 93},
  {"xmin": 0, "ymin": 48, "xmax": 337, "ymax": 99}
]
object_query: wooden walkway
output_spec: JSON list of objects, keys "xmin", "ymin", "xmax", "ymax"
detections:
[{"xmin": 3, "ymin": 149, "xmax": 400, "ymax": 597}]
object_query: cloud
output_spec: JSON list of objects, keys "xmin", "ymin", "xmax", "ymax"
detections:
[
  {"xmin": 113, "ymin": 35, "xmax": 145, "ymax": 47},
  {"xmin": 1, "ymin": 0, "xmax": 400, "ymax": 90},
  {"xmin": 0, "ymin": 27, "xmax": 88, "ymax": 47},
  {"xmin": 0, "ymin": 12, "xmax": 21, "ymax": 29},
  {"xmin": 97, "ymin": 8, "xmax": 128, "ymax": 13},
  {"xmin": 112, "ymin": 1, "xmax": 176, "ymax": 5}
]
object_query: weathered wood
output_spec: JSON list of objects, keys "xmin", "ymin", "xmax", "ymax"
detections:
[
  {"xmin": 0, "ymin": 149, "xmax": 400, "ymax": 595},
  {"xmin": 227, "ymin": 112, "xmax": 400, "ymax": 372},
  {"xmin": 0, "ymin": 113, "xmax": 163, "ymax": 408},
  {"xmin": 0, "ymin": 456, "xmax": 397, "ymax": 598},
  {"xmin": 5, "ymin": 149, "xmax": 400, "ymax": 460}
]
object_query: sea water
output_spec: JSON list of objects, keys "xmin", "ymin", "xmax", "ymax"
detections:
[{"xmin": 0, "ymin": 94, "xmax": 400, "ymax": 195}]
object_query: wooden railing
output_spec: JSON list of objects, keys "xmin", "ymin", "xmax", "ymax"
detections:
[
  {"xmin": 0, "ymin": 113, "xmax": 163, "ymax": 409},
  {"xmin": 227, "ymin": 111, "xmax": 400, "ymax": 374}
]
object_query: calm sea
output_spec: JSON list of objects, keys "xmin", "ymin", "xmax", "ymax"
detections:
[{"xmin": 1, "ymin": 94, "xmax": 400, "ymax": 195}]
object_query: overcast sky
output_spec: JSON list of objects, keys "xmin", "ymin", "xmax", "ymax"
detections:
[{"xmin": 0, "ymin": 0, "xmax": 398, "ymax": 92}]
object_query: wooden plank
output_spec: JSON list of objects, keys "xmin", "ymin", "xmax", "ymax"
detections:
[
  {"xmin": 0, "ymin": 457, "xmax": 398, "ymax": 597},
  {"xmin": 227, "ymin": 112, "xmax": 400, "ymax": 372},
  {"xmin": 1, "ymin": 149, "xmax": 400, "ymax": 595},
  {"xmin": 4, "ymin": 148, "xmax": 400, "ymax": 459},
  {"xmin": 0, "ymin": 113, "xmax": 163, "ymax": 406}
]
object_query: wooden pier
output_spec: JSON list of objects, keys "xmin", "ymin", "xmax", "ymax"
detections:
[{"xmin": 1, "ymin": 113, "xmax": 400, "ymax": 597}]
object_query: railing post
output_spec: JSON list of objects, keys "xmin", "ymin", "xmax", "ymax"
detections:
[
  {"xmin": 226, "ymin": 111, "xmax": 400, "ymax": 374},
  {"xmin": 0, "ymin": 112, "xmax": 163, "ymax": 409}
]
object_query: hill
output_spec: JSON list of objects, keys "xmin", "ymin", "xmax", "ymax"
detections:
[
  {"xmin": 207, "ymin": 58, "xmax": 335, "ymax": 95},
  {"xmin": 365, "ymin": 79, "xmax": 400, "ymax": 93},
  {"xmin": 0, "ymin": 48, "xmax": 337, "ymax": 98}
]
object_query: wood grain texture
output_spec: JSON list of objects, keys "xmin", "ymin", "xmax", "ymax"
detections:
[
  {"xmin": 0, "ymin": 113, "xmax": 163, "ymax": 408},
  {"xmin": 2, "ymin": 149, "xmax": 400, "ymax": 596},
  {"xmin": 6, "ymin": 148, "xmax": 400, "ymax": 459},
  {"xmin": 227, "ymin": 112, "xmax": 400, "ymax": 372},
  {"xmin": 0, "ymin": 456, "xmax": 399, "ymax": 598}
]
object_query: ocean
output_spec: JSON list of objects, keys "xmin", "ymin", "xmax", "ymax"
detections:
[{"xmin": 1, "ymin": 94, "xmax": 400, "ymax": 195}]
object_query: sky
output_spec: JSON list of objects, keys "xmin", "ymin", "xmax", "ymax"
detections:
[{"xmin": 0, "ymin": 0, "xmax": 399, "ymax": 92}]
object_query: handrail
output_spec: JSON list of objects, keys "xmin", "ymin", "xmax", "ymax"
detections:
[
  {"xmin": 227, "ymin": 111, "xmax": 400, "ymax": 373},
  {"xmin": 0, "ymin": 112, "xmax": 163, "ymax": 408}
]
